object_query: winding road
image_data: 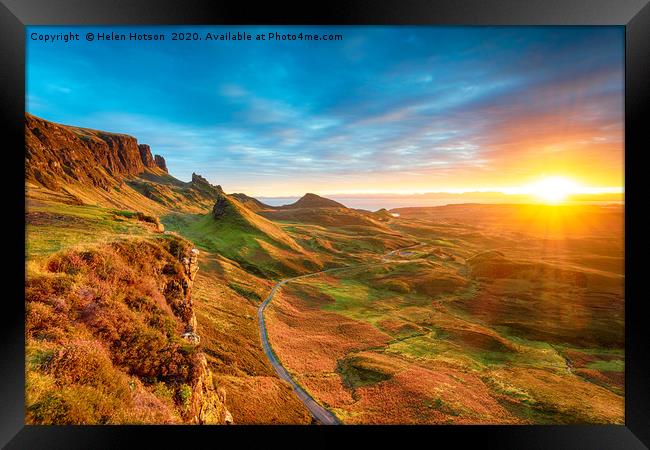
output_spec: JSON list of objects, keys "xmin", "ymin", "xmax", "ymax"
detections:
[{"xmin": 257, "ymin": 243, "xmax": 423, "ymax": 425}]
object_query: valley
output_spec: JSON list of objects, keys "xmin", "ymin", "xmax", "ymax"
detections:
[{"xmin": 25, "ymin": 114, "xmax": 624, "ymax": 425}]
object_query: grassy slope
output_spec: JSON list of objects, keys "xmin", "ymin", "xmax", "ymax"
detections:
[
  {"xmin": 26, "ymin": 198, "xmax": 313, "ymax": 424},
  {"xmin": 162, "ymin": 211, "xmax": 322, "ymax": 280},
  {"xmin": 26, "ymin": 201, "xmax": 158, "ymax": 259}
]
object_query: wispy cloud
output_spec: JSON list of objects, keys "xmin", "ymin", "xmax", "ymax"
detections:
[{"xmin": 26, "ymin": 25, "xmax": 624, "ymax": 195}]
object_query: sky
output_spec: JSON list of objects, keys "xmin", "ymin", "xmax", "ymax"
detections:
[{"xmin": 26, "ymin": 26, "xmax": 624, "ymax": 198}]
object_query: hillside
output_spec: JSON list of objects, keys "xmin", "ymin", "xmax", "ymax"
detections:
[
  {"xmin": 229, "ymin": 192, "xmax": 346, "ymax": 211},
  {"xmin": 163, "ymin": 193, "xmax": 326, "ymax": 279},
  {"xmin": 25, "ymin": 115, "xmax": 316, "ymax": 424},
  {"xmin": 259, "ymin": 206, "xmax": 389, "ymax": 229},
  {"xmin": 26, "ymin": 235, "xmax": 229, "ymax": 424},
  {"xmin": 127, "ymin": 172, "xmax": 224, "ymax": 213},
  {"xmin": 26, "ymin": 113, "xmax": 221, "ymax": 214},
  {"xmin": 278, "ymin": 193, "xmax": 346, "ymax": 209},
  {"xmin": 25, "ymin": 114, "xmax": 624, "ymax": 426},
  {"xmin": 230, "ymin": 193, "xmax": 272, "ymax": 212}
]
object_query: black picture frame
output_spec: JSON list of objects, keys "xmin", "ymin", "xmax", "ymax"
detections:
[{"xmin": 2, "ymin": 0, "xmax": 648, "ymax": 448}]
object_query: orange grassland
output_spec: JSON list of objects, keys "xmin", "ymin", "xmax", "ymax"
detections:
[{"xmin": 264, "ymin": 204, "xmax": 624, "ymax": 424}]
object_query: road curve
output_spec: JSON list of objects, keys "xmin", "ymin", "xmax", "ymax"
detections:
[
  {"xmin": 258, "ymin": 275, "xmax": 341, "ymax": 425},
  {"xmin": 257, "ymin": 243, "xmax": 423, "ymax": 425}
]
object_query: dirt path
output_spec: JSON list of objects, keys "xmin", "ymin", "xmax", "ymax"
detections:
[{"xmin": 257, "ymin": 243, "xmax": 424, "ymax": 425}]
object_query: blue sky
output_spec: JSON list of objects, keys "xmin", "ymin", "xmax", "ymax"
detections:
[{"xmin": 27, "ymin": 26, "xmax": 624, "ymax": 196}]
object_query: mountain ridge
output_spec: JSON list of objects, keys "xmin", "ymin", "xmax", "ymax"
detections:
[
  {"xmin": 26, "ymin": 113, "xmax": 168, "ymax": 191},
  {"xmin": 26, "ymin": 113, "xmax": 221, "ymax": 213}
]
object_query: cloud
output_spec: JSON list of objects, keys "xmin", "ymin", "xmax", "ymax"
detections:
[{"xmin": 26, "ymin": 25, "xmax": 624, "ymax": 194}]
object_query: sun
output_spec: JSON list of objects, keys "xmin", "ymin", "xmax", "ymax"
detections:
[{"xmin": 526, "ymin": 176, "xmax": 579, "ymax": 204}]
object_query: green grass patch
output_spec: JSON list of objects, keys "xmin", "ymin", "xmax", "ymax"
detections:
[
  {"xmin": 315, "ymin": 279, "xmax": 381, "ymax": 311},
  {"xmin": 26, "ymin": 204, "xmax": 152, "ymax": 259},
  {"xmin": 162, "ymin": 213, "xmax": 293, "ymax": 279},
  {"xmin": 586, "ymin": 359, "xmax": 624, "ymax": 372}
]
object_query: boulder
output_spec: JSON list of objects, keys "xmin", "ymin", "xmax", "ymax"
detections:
[
  {"xmin": 211, "ymin": 194, "xmax": 229, "ymax": 219},
  {"xmin": 181, "ymin": 332, "xmax": 201, "ymax": 345}
]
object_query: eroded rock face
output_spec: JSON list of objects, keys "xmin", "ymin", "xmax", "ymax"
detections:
[
  {"xmin": 165, "ymin": 246, "xmax": 201, "ymax": 334},
  {"xmin": 138, "ymin": 144, "xmax": 157, "ymax": 168},
  {"xmin": 162, "ymin": 243, "xmax": 231, "ymax": 424},
  {"xmin": 25, "ymin": 113, "xmax": 167, "ymax": 190},
  {"xmin": 181, "ymin": 331, "xmax": 201, "ymax": 345},
  {"xmin": 191, "ymin": 173, "xmax": 210, "ymax": 185},
  {"xmin": 154, "ymin": 154, "xmax": 168, "ymax": 173},
  {"xmin": 212, "ymin": 194, "xmax": 230, "ymax": 219},
  {"xmin": 191, "ymin": 173, "xmax": 223, "ymax": 199},
  {"xmin": 188, "ymin": 353, "xmax": 232, "ymax": 424},
  {"xmin": 182, "ymin": 248, "xmax": 200, "ymax": 282},
  {"xmin": 217, "ymin": 388, "xmax": 234, "ymax": 424}
]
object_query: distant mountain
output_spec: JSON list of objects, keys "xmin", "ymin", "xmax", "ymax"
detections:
[
  {"xmin": 257, "ymin": 195, "xmax": 401, "ymax": 230},
  {"xmin": 230, "ymin": 192, "xmax": 346, "ymax": 211},
  {"xmin": 279, "ymin": 193, "xmax": 346, "ymax": 209},
  {"xmin": 370, "ymin": 208, "xmax": 394, "ymax": 221}
]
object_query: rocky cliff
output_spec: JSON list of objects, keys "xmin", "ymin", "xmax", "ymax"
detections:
[
  {"xmin": 190, "ymin": 173, "xmax": 222, "ymax": 197},
  {"xmin": 154, "ymin": 155, "xmax": 168, "ymax": 173},
  {"xmin": 26, "ymin": 113, "xmax": 166, "ymax": 191},
  {"xmin": 138, "ymin": 144, "xmax": 157, "ymax": 169},
  {"xmin": 165, "ymin": 241, "xmax": 233, "ymax": 424},
  {"xmin": 26, "ymin": 114, "xmax": 226, "ymax": 213}
]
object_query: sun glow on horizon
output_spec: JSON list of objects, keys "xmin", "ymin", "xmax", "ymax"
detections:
[
  {"xmin": 518, "ymin": 176, "xmax": 582, "ymax": 204},
  {"xmin": 247, "ymin": 179, "xmax": 623, "ymax": 201}
]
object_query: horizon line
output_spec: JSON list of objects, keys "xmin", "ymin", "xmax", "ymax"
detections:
[{"xmin": 232, "ymin": 188, "xmax": 625, "ymax": 199}]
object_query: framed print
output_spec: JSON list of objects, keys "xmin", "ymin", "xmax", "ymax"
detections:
[{"xmin": 1, "ymin": 0, "xmax": 648, "ymax": 448}]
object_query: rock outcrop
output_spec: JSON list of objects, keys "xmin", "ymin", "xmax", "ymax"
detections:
[
  {"xmin": 180, "ymin": 248, "xmax": 201, "ymax": 344},
  {"xmin": 155, "ymin": 154, "xmax": 168, "ymax": 173},
  {"xmin": 163, "ymin": 243, "xmax": 201, "ymax": 343},
  {"xmin": 163, "ymin": 241, "xmax": 233, "ymax": 424},
  {"xmin": 191, "ymin": 173, "xmax": 223, "ymax": 198},
  {"xmin": 211, "ymin": 193, "xmax": 230, "ymax": 219},
  {"xmin": 25, "ymin": 113, "xmax": 168, "ymax": 191},
  {"xmin": 188, "ymin": 353, "xmax": 230, "ymax": 424},
  {"xmin": 191, "ymin": 173, "xmax": 211, "ymax": 186},
  {"xmin": 138, "ymin": 144, "xmax": 157, "ymax": 169}
]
